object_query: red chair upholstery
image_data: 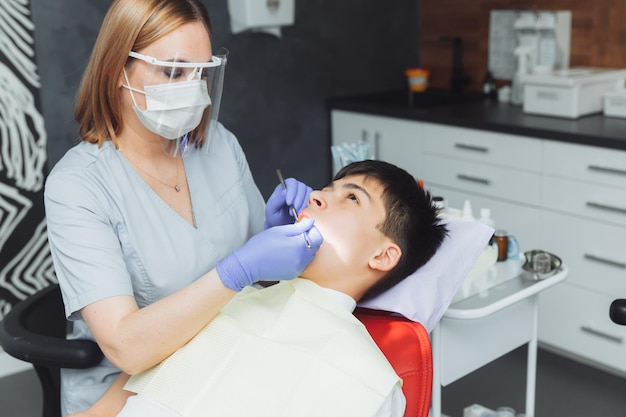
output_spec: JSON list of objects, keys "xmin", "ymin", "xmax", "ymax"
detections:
[{"xmin": 355, "ymin": 307, "xmax": 433, "ymax": 417}]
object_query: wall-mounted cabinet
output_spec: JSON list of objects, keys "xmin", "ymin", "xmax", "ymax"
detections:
[{"xmin": 330, "ymin": 111, "xmax": 423, "ymax": 177}]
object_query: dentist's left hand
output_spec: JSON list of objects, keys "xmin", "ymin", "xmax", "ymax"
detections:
[
  {"xmin": 217, "ymin": 218, "xmax": 323, "ymax": 291},
  {"xmin": 264, "ymin": 178, "xmax": 312, "ymax": 229}
]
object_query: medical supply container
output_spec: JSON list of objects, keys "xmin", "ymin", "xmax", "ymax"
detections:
[
  {"xmin": 603, "ymin": 89, "xmax": 626, "ymax": 118},
  {"xmin": 522, "ymin": 67, "xmax": 626, "ymax": 118},
  {"xmin": 494, "ymin": 230, "xmax": 508, "ymax": 261}
]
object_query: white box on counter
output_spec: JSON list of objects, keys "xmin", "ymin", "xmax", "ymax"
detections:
[
  {"xmin": 604, "ymin": 89, "xmax": 626, "ymax": 118},
  {"xmin": 522, "ymin": 67, "xmax": 626, "ymax": 119}
]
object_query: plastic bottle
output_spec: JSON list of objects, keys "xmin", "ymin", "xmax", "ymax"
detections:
[
  {"xmin": 536, "ymin": 12, "xmax": 558, "ymax": 72},
  {"xmin": 463, "ymin": 404, "xmax": 497, "ymax": 417},
  {"xmin": 432, "ymin": 196, "xmax": 446, "ymax": 218},
  {"xmin": 482, "ymin": 70, "xmax": 497, "ymax": 99},
  {"xmin": 496, "ymin": 406, "xmax": 516, "ymax": 417},
  {"xmin": 494, "ymin": 230, "xmax": 509, "ymax": 261},
  {"xmin": 461, "ymin": 200, "xmax": 475, "ymax": 221},
  {"xmin": 511, "ymin": 46, "xmax": 532, "ymax": 106},
  {"xmin": 478, "ymin": 208, "xmax": 495, "ymax": 228}
]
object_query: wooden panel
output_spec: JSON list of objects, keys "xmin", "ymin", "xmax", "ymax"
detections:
[{"xmin": 421, "ymin": 0, "xmax": 626, "ymax": 91}]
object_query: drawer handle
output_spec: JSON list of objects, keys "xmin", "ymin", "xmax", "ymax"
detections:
[
  {"xmin": 588, "ymin": 165, "xmax": 626, "ymax": 177},
  {"xmin": 457, "ymin": 174, "xmax": 491, "ymax": 185},
  {"xmin": 580, "ymin": 326, "xmax": 623, "ymax": 344},
  {"xmin": 454, "ymin": 143, "xmax": 489, "ymax": 153},
  {"xmin": 537, "ymin": 91, "xmax": 559, "ymax": 100},
  {"xmin": 586, "ymin": 201, "xmax": 626, "ymax": 215},
  {"xmin": 583, "ymin": 254, "xmax": 626, "ymax": 269}
]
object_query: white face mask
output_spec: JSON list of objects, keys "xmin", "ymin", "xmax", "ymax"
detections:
[{"xmin": 122, "ymin": 69, "xmax": 212, "ymax": 140}]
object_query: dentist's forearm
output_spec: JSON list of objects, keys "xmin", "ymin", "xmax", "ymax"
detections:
[{"xmin": 81, "ymin": 269, "xmax": 235, "ymax": 375}]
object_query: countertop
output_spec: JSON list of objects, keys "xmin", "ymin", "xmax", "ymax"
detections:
[{"xmin": 327, "ymin": 89, "xmax": 626, "ymax": 151}]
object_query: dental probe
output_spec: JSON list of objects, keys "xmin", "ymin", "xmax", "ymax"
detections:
[{"xmin": 276, "ymin": 169, "xmax": 312, "ymax": 250}]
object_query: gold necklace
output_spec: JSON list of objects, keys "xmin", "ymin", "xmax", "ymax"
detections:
[{"xmin": 124, "ymin": 154, "xmax": 181, "ymax": 192}]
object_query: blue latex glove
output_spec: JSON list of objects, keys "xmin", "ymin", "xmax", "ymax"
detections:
[
  {"xmin": 217, "ymin": 218, "xmax": 323, "ymax": 291},
  {"xmin": 264, "ymin": 178, "xmax": 312, "ymax": 229}
]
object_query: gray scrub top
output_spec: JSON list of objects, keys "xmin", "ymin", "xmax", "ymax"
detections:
[{"xmin": 44, "ymin": 122, "xmax": 265, "ymax": 414}]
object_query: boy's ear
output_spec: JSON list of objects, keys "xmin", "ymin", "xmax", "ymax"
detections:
[{"xmin": 369, "ymin": 243, "xmax": 401, "ymax": 272}]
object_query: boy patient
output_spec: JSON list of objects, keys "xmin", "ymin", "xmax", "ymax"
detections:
[{"xmin": 74, "ymin": 160, "xmax": 447, "ymax": 417}]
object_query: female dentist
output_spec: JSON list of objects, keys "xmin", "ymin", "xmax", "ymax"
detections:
[{"xmin": 43, "ymin": 0, "xmax": 322, "ymax": 414}]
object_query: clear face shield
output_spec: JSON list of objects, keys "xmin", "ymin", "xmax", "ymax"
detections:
[{"xmin": 123, "ymin": 48, "xmax": 227, "ymax": 157}]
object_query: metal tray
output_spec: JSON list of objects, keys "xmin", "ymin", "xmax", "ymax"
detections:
[{"xmin": 521, "ymin": 250, "xmax": 562, "ymax": 280}]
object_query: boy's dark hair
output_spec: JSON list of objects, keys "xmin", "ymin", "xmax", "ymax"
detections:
[{"xmin": 333, "ymin": 160, "xmax": 447, "ymax": 301}]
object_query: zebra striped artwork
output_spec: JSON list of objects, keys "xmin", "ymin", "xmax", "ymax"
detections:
[{"xmin": 0, "ymin": 0, "xmax": 55, "ymax": 320}]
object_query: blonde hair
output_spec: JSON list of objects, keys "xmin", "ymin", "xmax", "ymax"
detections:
[{"xmin": 74, "ymin": 0, "xmax": 212, "ymax": 146}]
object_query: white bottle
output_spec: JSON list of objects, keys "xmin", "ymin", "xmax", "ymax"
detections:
[
  {"xmin": 536, "ymin": 12, "xmax": 558, "ymax": 72},
  {"xmin": 461, "ymin": 200, "xmax": 475, "ymax": 221},
  {"xmin": 478, "ymin": 208, "xmax": 495, "ymax": 228},
  {"xmin": 511, "ymin": 46, "xmax": 532, "ymax": 106}
]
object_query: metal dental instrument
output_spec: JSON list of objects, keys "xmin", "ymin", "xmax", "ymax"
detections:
[{"xmin": 276, "ymin": 169, "xmax": 312, "ymax": 250}]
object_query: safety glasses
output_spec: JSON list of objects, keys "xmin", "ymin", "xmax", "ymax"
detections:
[{"xmin": 129, "ymin": 51, "xmax": 223, "ymax": 81}]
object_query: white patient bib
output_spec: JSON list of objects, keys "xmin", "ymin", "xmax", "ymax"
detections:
[{"xmin": 126, "ymin": 279, "xmax": 400, "ymax": 417}]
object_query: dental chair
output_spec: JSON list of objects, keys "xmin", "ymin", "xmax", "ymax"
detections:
[
  {"xmin": 0, "ymin": 220, "xmax": 490, "ymax": 417},
  {"xmin": 0, "ymin": 283, "xmax": 103, "ymax": 417},
  {"xmin": 0, "ymin": 284, "xmax": 431, "ymax": 417},
  {"xmin": 355, "ymin": 307, "xmax": 433, "ymax": 417}
]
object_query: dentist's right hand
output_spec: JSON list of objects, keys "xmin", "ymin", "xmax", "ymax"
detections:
[{"xmin": 216, "ymin": 218, "xmax": 323, "ymax": 291}]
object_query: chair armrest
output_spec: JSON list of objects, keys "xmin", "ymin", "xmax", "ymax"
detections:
[
  {"xmin": 0, "ymin": 323, "xmax": 102, "ymax": 368},
  {"xmin": 0, "ymin": 284, "xmax": 103, "ymax": 369}
]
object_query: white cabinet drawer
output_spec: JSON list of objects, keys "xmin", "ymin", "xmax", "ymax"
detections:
[
  {"xmin": 421, "ymin": 123, "xmax": 542, "ymax": 172},
  {"xmin": 539, "ymin": 283, "xmax": 626, "ymax": 373},
  {"xmin": 543, "ymin": 141, "xmax": 626, "ymax": 189},
  {"xmin": 543, "ymin": 175, "xmax": 626, "ymax": 226},
  {"xmin": 423, "ymin": 154, "xmax": 542, "ymax": 206},
  {"xmin": 540, "ymin": 211, "xmax": 626, "ymax": 296},
  {"xmin": 331, "ymin": 110, "xmax": 424, "ymax": 178}
]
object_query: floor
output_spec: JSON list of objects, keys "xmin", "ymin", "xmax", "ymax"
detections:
[
  {"xmin": 441, "ymin": 345, "xmax": 626, "ymax": 417},
  {"xmin": 0, "ymin": 368, "xmax": 42, "ymax": 417},
  {"xmin": 1, "ymin": 346, "xmax": 625, "ymax": 417}
]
